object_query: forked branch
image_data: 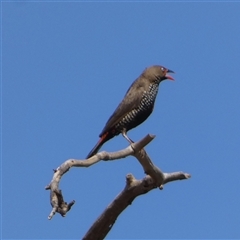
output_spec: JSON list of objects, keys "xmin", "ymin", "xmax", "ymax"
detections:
[
  {"xmin": 83, "ymin": 172, "xmax": 190, "ymax": 239},
  {"xmin": 45, "ymin": 134, "xmax": 190, "ymax": 239}
]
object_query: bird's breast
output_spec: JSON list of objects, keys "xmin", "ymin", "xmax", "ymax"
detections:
[
  {"xmin": 114, "ymin": 83, "xmax": 159, "ymax": 133},
  {"xmin": 141, "ymin": 83, "xmax": 159, "ymax": 108}
]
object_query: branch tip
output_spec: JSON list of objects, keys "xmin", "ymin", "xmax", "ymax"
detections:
[
  {"xmin": 126, "ymin": 174, "xmax": 135, "ymax": 186},
  {"xmin": 148, "ymin": 134, "xmax": 156, "ymax": 139}
]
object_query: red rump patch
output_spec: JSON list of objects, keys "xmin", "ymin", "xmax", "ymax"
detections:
[{"xmin": 101, "ymin": 132, "xmax": 109, "ymax": 141}]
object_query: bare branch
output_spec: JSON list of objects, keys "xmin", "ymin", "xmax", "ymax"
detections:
[
  {"xmin": 83, "ymin": 172, "xmax": 190, "ymax": 239},
  {"xmin": 45, "ymin": 132, "xmax": 191, "ymax": 240},
  {"xmin": 45, "ymin": 134, "xmax": 155, "ymax": 219},
  {"xmin": 163, "ymin": 172, "xmax": 191, "ymax": 185}
]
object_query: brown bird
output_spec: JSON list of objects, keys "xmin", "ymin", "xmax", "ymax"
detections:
[{"xmin": 86, "ymin": 65, "xmax": 174, "ymax": 158}]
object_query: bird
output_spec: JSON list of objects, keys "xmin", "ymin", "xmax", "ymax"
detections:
[{"xmin": 86, "ymin": 65, "xmax": 174, "ymax": 159}]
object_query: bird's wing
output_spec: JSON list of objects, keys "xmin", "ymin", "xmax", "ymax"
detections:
[{"xmin": 99, "ymin": 79, "xmax": 144, "ymax": 137}]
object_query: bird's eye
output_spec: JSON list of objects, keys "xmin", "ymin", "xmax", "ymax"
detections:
[{"xmin": 161, "ymin": 67, "xmax": 165, "ymax": 72}]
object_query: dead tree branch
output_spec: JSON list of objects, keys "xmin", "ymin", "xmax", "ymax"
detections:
[
  {"xmin": 45, "ymin": 133, "xmax": 191, "ymax": 239},
  {"xmin": 83, "ymin": 172, "xmax": 190, "ymax": 240},
  {"xmin": 45, "ymin": 134, "xmax": 155, "ymax": 219}
]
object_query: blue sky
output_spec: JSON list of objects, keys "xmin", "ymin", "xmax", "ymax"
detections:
[{"xmin": 2, "ymin": 1, "xmax": 240, "ymax": 239}]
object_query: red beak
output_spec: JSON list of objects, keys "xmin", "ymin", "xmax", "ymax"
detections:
[{"xmin": 165, "ymin": 69, "xmax": 175, "ymax": 80}]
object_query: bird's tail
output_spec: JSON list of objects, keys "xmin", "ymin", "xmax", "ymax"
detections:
[{"xmin": 86, "ymin": 132, "xmax": 110, "ymax": 159}]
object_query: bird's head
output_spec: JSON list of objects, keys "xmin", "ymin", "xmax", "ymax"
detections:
[{"xmin": 143, "ymin": 65, "xmax": 175, "ymax": 83}]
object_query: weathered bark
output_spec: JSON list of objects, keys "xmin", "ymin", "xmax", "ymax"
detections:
[{"xmin": 45, "ymin": 134, "xmax": 190, "ymax": 239}]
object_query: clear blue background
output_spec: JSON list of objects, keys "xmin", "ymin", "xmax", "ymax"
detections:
[{"xmin": 2, "ymin": 1, "xmax": 240, "ymax": 239}]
